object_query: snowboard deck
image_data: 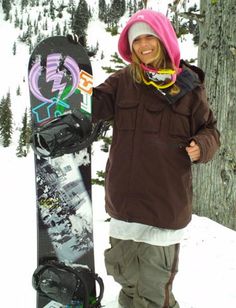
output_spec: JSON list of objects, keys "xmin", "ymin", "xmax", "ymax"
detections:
[{"xmin": 28, "ymin": 36, "xmax": 95, "ymax": 308}]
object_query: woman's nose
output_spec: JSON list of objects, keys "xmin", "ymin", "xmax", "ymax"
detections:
[{"xmin": 138, "ymin": 38, "xmax": 148, "ymax": 47}]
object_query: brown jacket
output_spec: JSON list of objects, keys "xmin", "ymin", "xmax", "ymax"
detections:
[{"xmin": 92, "ymin": 63, "xmax": 220, "ymax": 229}]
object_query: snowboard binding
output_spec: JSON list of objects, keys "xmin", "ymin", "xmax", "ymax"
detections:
[
  {"xmin": 31, "ymin": 109, "xmax": 110, "ymax": 158},
  {"xmin": 32, "ymin": 260, "xmax": 104, "ymax": 307}
]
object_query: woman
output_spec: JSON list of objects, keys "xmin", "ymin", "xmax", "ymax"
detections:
[{"xmin": 92, "ymin": 9, "xmax": 220, "ymax": 308}]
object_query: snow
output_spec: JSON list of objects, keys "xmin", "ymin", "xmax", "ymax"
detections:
[
  {"xmin": 0, "ymin": 1, "xmax": 236, "ymax": 308},
  {"xmin": 1, "ymin": 143, "xmax": 236, "ymax": 308}
]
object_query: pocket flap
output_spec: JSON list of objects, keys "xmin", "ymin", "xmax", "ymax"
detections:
[
  {"xmin": 117, "ymin": 100, "xmax": 139, "ymax": 109},
  {"xmin": 145, "ymin": 101, "xmax": 166, "ymax": 112},
  {"xmin": 171, "ymin": 102, "xmax": 191, "ymax": 116}
]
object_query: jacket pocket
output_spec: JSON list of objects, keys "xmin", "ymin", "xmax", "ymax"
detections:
[
  {"xmin": 142, "ymin": 101, "xmax": 165, "ymax": 133},
  {"xmin": 116, "ymin": 100, "xmax": 139, "ymax": 130},
  {"xmin": 169, "ymin": 103, "xmax": 191, "ymax": 138}
]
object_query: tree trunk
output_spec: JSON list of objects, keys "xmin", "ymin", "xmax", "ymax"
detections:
[{"xmin": 192, "ymin": 0, "xmax": 236, "ymax": 230}]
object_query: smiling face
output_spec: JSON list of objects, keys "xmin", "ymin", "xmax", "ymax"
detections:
[{"xmin": 132, "ymin": 34, "xmax": 161, "ymax": 67}]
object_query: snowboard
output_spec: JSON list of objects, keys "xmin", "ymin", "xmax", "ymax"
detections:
[{"xmin": 28, "ymin": 36, "xmax": 97, "ymax": 308}]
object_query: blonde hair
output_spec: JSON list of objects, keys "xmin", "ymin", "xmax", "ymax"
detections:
[{"xmin": 129, "ymin": 39, "xmax": 180, "ymax": 95}]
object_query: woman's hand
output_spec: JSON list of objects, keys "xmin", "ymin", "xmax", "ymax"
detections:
[{"xmin": 185, "ymin": 140, "xmax": 201, "ymax": 162}]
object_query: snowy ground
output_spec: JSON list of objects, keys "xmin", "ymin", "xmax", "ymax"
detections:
[{"xmin": 1, "ymin": 143, "xmax": 236, "ymax": 308}]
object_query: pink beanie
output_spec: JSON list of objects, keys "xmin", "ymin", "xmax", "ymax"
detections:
[{"xmin": 118, "ymin": 9, "xmax": 181, "ymax": 71}]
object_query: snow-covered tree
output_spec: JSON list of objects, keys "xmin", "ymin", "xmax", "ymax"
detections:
[
  {"xmin": 21, "ymin": 0, "xmax": 29, "ymax": 11},
  {"xmin": 14, "ymin": 9, "xmax": 20, "ymax": 28},
  {"xmin": 98, "ymin": 0, "xmax": 107, "ymax": 22},
  {"xmin": 16, "ymin": 109, "xmax": 31, "ymax": 157},
  {"xmin": 55, "ymin": 23, "xmax": 61, "ymax": 35},
  {"xmin": 16, "ymin": 85, "xmax": 21, "ymax": 96},
  {"xmin": 168, "ymin": 1, "xmax": 199, "ymax": 44},
  {"xmin": 107, "ymin": 0, "xmax": 126, "ymax": 29},
  {"xmin": 2, "ymin": 0, "xmax": 11, "ymax": 20},
  {"xmin": 102, "ymin": 52, "xmax": 127, "ymax": 73},
  {"xmin": 72, "ymin": 0, "xmax": 90, "ymax": 37},
  {"xmin": 63, "ymin": 20, "xmax": 68, "ymax": 36},
  {"xmin": 0, "ymin": 93, "xmax": 13, "ymax": 147},
  {"xmin": 49, "ymin": 0, "xmax": 55, "ymax": 20},
  {"xmin": 13, "ymin": 42, "xmax": 16, "ymax": 55}
]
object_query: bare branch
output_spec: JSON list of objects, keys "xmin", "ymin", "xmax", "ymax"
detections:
[{"xmin": 178, "ymin": 12, "xmax": 205, "ymax": 23}]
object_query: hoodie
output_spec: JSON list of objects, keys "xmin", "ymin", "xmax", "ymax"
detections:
[{"xmin": 118, "ymin": 9, "xmax": 180, "ymax": 72}]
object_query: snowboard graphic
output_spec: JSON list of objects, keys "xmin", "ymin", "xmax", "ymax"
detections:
[{"xmin": 28, "ymin": 36, "xmax": 99, "ymax": 308}]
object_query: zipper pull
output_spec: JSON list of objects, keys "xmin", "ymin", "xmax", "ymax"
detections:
[{"xmin": 157, "ymin": 88, "xmax": 166, "ymax": 96}]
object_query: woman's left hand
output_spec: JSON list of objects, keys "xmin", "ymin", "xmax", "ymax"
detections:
[{"xmin": 185, "ymin": 140, "xmax": 201, "ymax": 162}]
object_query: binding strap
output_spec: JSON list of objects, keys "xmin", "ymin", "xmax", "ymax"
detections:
[{"xmin": 32, "ymin": 261, "xmax": 104, "ymax": 307}]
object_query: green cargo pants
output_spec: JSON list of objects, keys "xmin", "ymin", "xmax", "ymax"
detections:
[{"xmin": 104, "ymin": 237, "xmax": 180, "ymax": 308}]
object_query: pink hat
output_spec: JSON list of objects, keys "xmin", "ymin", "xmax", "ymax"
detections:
[{"xmin": 118, "ymin": 9, "xmax": 181, "ymax": 71}]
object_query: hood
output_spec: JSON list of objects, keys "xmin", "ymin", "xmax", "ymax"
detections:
[{"xmin": 118, "ymin": 9, "xmax": 181, "ymax": 71}]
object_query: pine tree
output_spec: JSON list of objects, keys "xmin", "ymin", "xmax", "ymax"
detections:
[
  {"xmin": 0, "ymin": 93, "xmax": 13, "ymax": 147},
  {"xmin": 63, "ymin": 21, "xmax": 67, "ymax": 36},
  {"xmin": 142, "ymin": 0, "xmax": 147, "ymax": 8},
  {"xmin": 138, "ymin": 0, "xmax": 144, "ymax": 10},
  {"xmin": 26, "ymin": 14, "xmax": 32, "ymax": 26},
  {"xmin": 30, "ymin": 0, "xmax": 36, "ymax": 6},
  {"xmin": 14, "ymin": 9, "xmax": 20, "ymax": 28},
  {"xmin": 43, "ymin": 7, "xmax": 47, "ymax": 17},
  {"xmin": 56, "ymin": 23, "xmax": 61, "ymax": 35},
  {"xmin": 19, "ymin": 18, "xmax": 23, "ymax": 30},
  {"xmin": 107, "ymin": 0, "xmax": 126, "ymax": 30},
  {"xmin": 72, "ymin": 0, "xmax": 90, "ymax": 37},
  {"xmin": 168, "ymin": 2, "xmax": 199, "ymax": 42},
  {"xmin": 38, "ymin": 12, "xmax": 42, "ymax": 22},
  {"xmin": 92, "ymin": 170, "xmax": 106, "ymax": 186},
  {"xmin": 13, "ymin": 42, "xmax": 16, "ymax": 55},
  {"xmin": 127, "ymin": 0, "xmax": 133, "ymax": 17},
  {"xmin": 112, "ymin": 0, "xmax": 126, "ymax": 19},
  {"xmin": 16, "ymin": 109, "xmax": 31, "ymax": 157},
  {"xmin": 68, "ymin": 0, "xmax": 75, "ymax": 14},
  {"xmin": 50, "ymin": 0, "xmax": 55, "ymax": 20},
  {"xmin": 98, "ymin": 0, "xmax": 107, "ymax": 22},
  {"xmin": 29, "ymin": 40, "xmax": 33, "ymax": 54},
  {"xmin": 21, "ymin": 0, "xmax": 29, "ymax": 11},
  {"xmin": 92, "ymin": 135, "xmax": 112, "ymax": 186},
  {"xmin": 2, "ymin": 0, "xmax": 11, "ymax": 20},
  {"xmin": 68, "ymin": 0, "xmax": 75, "ymax": 28},
  {"xmin": 43, "ymin": 19, "xmax": 48, "ymax": 31},
  {"xmin": 34, "ymin": 20, "xmax": 38, "ymax": 35},
  {"xmin": 16, "ymin": 85, "xmax": 21, "ymax": 96},
  {"xmin": 102, "ymin": 52, "xmax": 127, "ymax": 73},
  {"xmin": 133, "ymin": 0, "xmax": 137, "ymax": 13}
]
